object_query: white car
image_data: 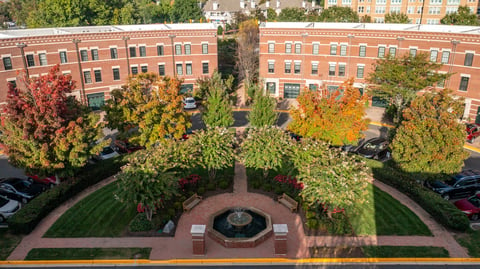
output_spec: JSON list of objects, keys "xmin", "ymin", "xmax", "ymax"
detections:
[
  {"xmin": 183, "ymin": 97, "xmax": 197, "ymax": 109},
  {"xmin": 97, "ymin": 146, "xmax": 120, "ymax": 160},
  {"xmin": 0, "ymin": 195, "xmax": 21, "ymax": 223}
]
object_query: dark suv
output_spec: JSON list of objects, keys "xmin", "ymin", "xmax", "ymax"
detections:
[{"xmin": 426, "ymin": 170, "xmax": 480, "ymax": 200}]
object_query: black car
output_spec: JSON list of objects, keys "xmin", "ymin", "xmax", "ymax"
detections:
[
  {"xmin": 426, "ymin": 170, "xmax": 480, "ymax": 200},
  {"xmin": 355, "ymin": 137, "xmax": 391, "ymax": 161},
  {"xmin": 0, "ymin": 177, "xmax": 45, "ymax": 204}
]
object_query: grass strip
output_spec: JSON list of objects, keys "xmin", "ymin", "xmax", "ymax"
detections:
[
  {"xmin": 310, "ymin": 246, "xmax": 449, "ymax": 258},
  {"xmin": 25, "ymin": 248, "xmax": 151, "ymax": 260},
  {"xmin": 0, "ymin": 228, "xmax": 23, "ymax": 260}
]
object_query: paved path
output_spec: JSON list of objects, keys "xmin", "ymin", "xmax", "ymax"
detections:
[{"xmin": 7, "ymin": 134, "xmax": 470, "ymax": 260}]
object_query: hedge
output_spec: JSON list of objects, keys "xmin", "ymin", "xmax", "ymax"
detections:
[
  {"xmin": 7, "ymin": 156, "xmax": 128, "ymax": 234},
  {"xmin": 367, "ymin": 159, "xmax": 470, "ymax": 232}
]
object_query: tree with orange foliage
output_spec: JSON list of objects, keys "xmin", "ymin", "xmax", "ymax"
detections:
[{"xmin": 288, "ymin": 79, "xmax": 370, "ymax": 146}]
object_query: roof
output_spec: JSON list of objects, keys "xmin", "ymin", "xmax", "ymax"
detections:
[
  {"xmin": 203, "ymin": 0, "xmax": 318, "ymax": 12},
  {"xmin": 0, "ymin": 23, "xmax": 217, "ymax": 39},
  {"xmin": 260, "ymin": 22, "xmax": 480, "ymax": 35}
]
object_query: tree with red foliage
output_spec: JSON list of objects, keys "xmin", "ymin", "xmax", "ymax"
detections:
[{"xmin": 0, "ymin": 65, "xmax": 106, "ymax": 177}]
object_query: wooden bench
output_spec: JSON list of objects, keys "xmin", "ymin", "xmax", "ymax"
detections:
[
  {"xmin": 183, "ymin": 193, "xmax": 203, "ymax": 212},
  {"xmin": 277, "ymin": 193, "xmax": 298, "ymax": 213}
]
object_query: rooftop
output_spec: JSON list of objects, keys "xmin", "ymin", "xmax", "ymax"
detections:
[
  {"xmin": 260, "ymin": 22, "xmax": 480, "ymax": 35},
  {"xmin": 203, "ymin": 0, "xmax": 318, "ymax": 12}
]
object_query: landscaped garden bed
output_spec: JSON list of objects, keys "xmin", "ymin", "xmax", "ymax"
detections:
[{"xmin": 309, "ymin": 246, "xmax": 449, "ymax": 258}]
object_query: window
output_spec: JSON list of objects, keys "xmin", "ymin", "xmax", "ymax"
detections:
[
  {"xmin": 7, "ymin": 79, "xmax": 16, "ymax": 88},
  {"xmin": 311, "ymin": 63, "xmax": 318, "ymax": 75},
  {"xmin": 284, "ymin": 83, "xmax": 300, "ymax": 99},
  {"xmin": 312, "ymin": 43, "xmax": 319, "ymax": 55},
  {"xmin": 426, "ymin": 19, "xmax": 440, "ymax": 24},
  {"xmin": 357, "ymin": 65, "xmax": 365, "ymax": 78},
  {"xmin": 285, "ymin": 43, "xmax": 292, "ymax": 54},
  {"xmin": 389, "ymin": 47, "xmax": 396, "ymax": 57},
  {"xmin": 26, "ymin": 54, "xmax": 35, "ymax": 67},
  {"xmin": 141, "ymin": 65, "xmax": 148, "ymax": 73},
  {"xmin": 176, "ymin": 64, "xmax": 183, "ymax": 75},
  {"xmin": 428, "ymin": 7, "xmax": 441, "ymax": 14},
  {"xmin": 309, "ymin": 84, "xmax": 318, "ymax": 91},
  {"xmin": 87, "ymin": 93, "xmax": 105, "ymax": 111},
  {"xmin": 3, "ymin": 57, "xmax": 12, "ymax": 70},
  {"xmin": 80, "ymin": 50, "xmax": 88, "ymax": 61},
  {"xmin": 94, "ymin": 70, "xmax": 102, "ymax": 82},
  {"xmin": 295, "ymin": 43, "xmax": 301, "ymax": 54},
  {"xmin": 358, "ymin": 6, "xmax": 364, "ymax": 12},
  {"xmin": 91, "ymin": 49, "xmax": 99, "ymax": 60},
  {"xmin": 359, "ymin": 45, "xmax": 366, "ymax": 57},
  {"xmin": 110, "ymin": 48, "xmax": 118, "ymax": 59},
  {"xmin": 378, "ymin": 47, "xmax": 385, "ymax": 58},
  {"xmin": 129, "ymin": 47, "xmax": 137, "ymax": 57},
  {"xmin": 184, "ymin": 44, "xmax": 191, "ymax": 55},
  {"xmin": 390, "ymin": 6, "xmax": 401, "ymax": 12},
  {"xmin": 113, "ymin": 68, "xmax": 120, "ymax": 80},
  {"xmin": 446, "ymin": 6, "xmax": 458, "ymax": 14},
  {"xmin": 268, "ymin": 43, "xmax": 275, "ymax": 53},
  {"xmin": 447, "ymin": 0, "xmax": 460, "ymax": 3},
  {"xmin": 430, "ymin": 0, "xmax": 442, "ymax": 4},
  {"xmin": 158, "ymin": 64, "xmax": 165, "ymax": 76},
  {"xmin": 39, "ymin": 53, "xmax": 47, "ymax": 66},
  {"xmin": 407, "ymin": 6, "xmax": 415, "ymax": 14},
  {"xmin": 340, "ymin": 44, "xmax": 347, "ymax": 56},
  {"xmin": 139, "ymin": 46, "xmax": 146, "ymax": 57},
  {"xmin": 329, "ymin": 63, "xmax": 336, "ymax": 76},
  {"xmin": 459, "ymin": 76, "xmax": 469, "ymax": 91},
  {"xmin": 131, "ymin": 66, "xmax": 138, "ymax": 75},
  {"xmin": 465, "ymin": 53, "xmax": 474, "ymax": 66},
  {"xmin": 338, "ymin": 64, "xmax": 346, "ymax": 77},
  {"xmin": 266, "ymin": 82, "xmax": 276, "ymax": 94},
  {"xmin": 391, "ymin": 0, "xmax": 402, "ymax": 3},
  {"xmin": 186, "ymin": 63, "xmax": 192, "ymax": 75},
  {"xmin": 437, "ymin": 78, "xmax": 445, "ymax": 88},
  {"xmin": 343, "ymin": 0, "xmax": 352, "ymax": 4},
  {"xmin": 327, "ymin": 0, "xmax": 337, "ymax": 4},
  {"xmin": 430, "ymin": 50, "xmax": 438, "ymax": 62},
  {"xmin": 175, "ymin": 44, "xmax": 182, "ymax": 55},
  {"xmin": 294, "ymin": 62, "xmax": 301, "ymax": 74},
  {"xmin": 376, "ymin": 0, "xmax": 386, "ymax": 3},
  {"xmin": 83, "ymin": 71, "xmax": 92, "ymax": 84},
  {"xmin": 375, "ymin": 6, "xmax": 386, "ymax": 13},
  {"xmin": 285, "ymin": 62, "xmax": 291, "ymax": 73},
  {"xmin": 202, "ymin": 43, "xmax": 208, "ymax": 54},
  {"xmin": 268, "ymin": 62, "xmax": 275, "ymax": 73},
  {"xmin": 202, "ymin": 62, "xmax": 209, "ymax": 74},
  {"xmin": 157, "ymin": 45, "xmax": 164, "ymax": 56},
  {"xmin": 330, "ymin": 44, "xmax": 337, "ymax": 55},
  {"xmin": 410, "ymin": 48, "xmax": 417, "ymax": 57},
  {"xmin": 59, "ymin": 51, "xmax": 68, "ymax": 63},
  {"xmin": 441, "ymin": 51, "xmax": 450, "ymax": 64}
]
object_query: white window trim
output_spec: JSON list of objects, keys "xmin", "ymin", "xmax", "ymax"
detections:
[
  {"xmin": 461, "ymin": 74, "xmax": 471, "ymax": 78},
  {"xmin": 294, "ymin": 60, "xmax": 302, "ymax": 63},
  {"xmin": 175, "ymin": 61, "xmax": 183, "ymax": 64},
  {"xmin": 465, "ymin": 50, "xmax": 475, "ymax": 54},
  {"xmin": 338, "ymin": 62, "xmax": 347, "ymax": 65},
  {"xmin": 93, "ymin": 67, "xmax": 102, "ymax": 71},
  {"xmin": 138, "ymin": 44, "xmax": 147, "ymax": 47},
  {"xmin": 185, "ymin": 61, "xmax": 193, "ymax": 64},
  {"xmin": 62, "ymin": 70, "xmax": 71, "ymax": 75},
  {"xmin": 1, "ymin": 54, "xmax": 12, "ymax": 58},
  {"xmin": 157, "ymin": 62, "xmax": 166, "ymax": 65},
  {"xmin": 268, "ymin": 60, "xmax": 275, "ymax": 63},
  {"xmin": 311, "ymin": 61, "xmax": 319, "ymax": 64},
  {"xmin": 90, "ymin": 46, "xmax": 99, "ymax": 50},
  {"xmin": 82, "ymin": 68, "xmax": 91, "ymax": 72},
  {"xmin": 357, "ymin": 63, "xmax": 366, "ymax": 66},
  {"xmin": 112, "ymin": 65, "xmax": 120, "ymax": 69},
  {"xmin": 57, "ymin": 49, "xmax": 67, "ymax": 52},
  {"xmin": 37, "ymin": 50, "xmax": 47, "ymax": 54},
  {"xmin": 156, "ymin": 43, "xmax": 165, "ymax": 46},
  {"xmin": 202, "ymin": 60, "xmax": 210, "ymax": 63},
  {"xmin": 328, "ymin": 62, "xmax": 337, "ymax": 65},
  {"xmin": 441, "ymin": 49, "xmax": 451, "ymax": 52},
  {"xmin": 129, "ymin": 64, "xmax": 139, "ymax": 68},
  {"xmin": 109, "ymin": 45, "xmax": 118, "ymax": 49},
  {"xmin": 140, "ymin": 64, "xmax": 148, "ymax": 67}
]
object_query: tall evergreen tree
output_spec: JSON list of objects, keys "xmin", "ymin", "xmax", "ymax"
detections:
[
  {"xmin": 201, "ymin": 73, "xmax": 234, "ymax": 128},
  {"xmin": 248, "ymin": 86, "xmax": 278, "ymax": 127}
]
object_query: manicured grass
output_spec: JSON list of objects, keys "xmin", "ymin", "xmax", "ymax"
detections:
[
  {"xmin": 348, "ymin": 184, "xmax": 432, "ymax": 236},
  {"xmin": 456, "ymin": 230, "xmax": 480, "ymax": 257},
  {"xmin": 0, "ymin": 228, "xmax": 23, "ymax": 260},
  {"xmin": 25, "ymin": 248, "xmax": 151, "ymax": 260},
  {"xmin": 362, "ymin": 246, "xmax": 449, "ymax": 258},
  {"xmin": 44, "ymin": 182, "xmax": 135, "ymax": 237}
]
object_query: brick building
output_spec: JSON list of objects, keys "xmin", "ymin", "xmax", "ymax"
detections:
[
  {"xmin": 0, "ymin": 23, "xmax": 218, "ymax": 109},
  {"xmin": 259, "ymin": 22, "xmax": 480, "ymax": 121},
  {"xmin": 324, "ymin": 0, "xmax": 479, "ymax": 24}
]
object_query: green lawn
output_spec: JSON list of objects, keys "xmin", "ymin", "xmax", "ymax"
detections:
[
  {"xmin": 348, "ymin": 184, "xmax": 432, "ymax": 236},
  {"xmin": 362, "ymin": 246, "xmax": 449, "ymax": 258},
  {"xmin": 0, "ymin": 228, "xmax": 23, "ymax": 260},
  {"xmin": 25, "ymin": 248, "xmax": 151, "ymax": 260},
  {"xmin": 44, "ymin": 182, "xmax": 135, "ymax": 237},
  {"xmin": 456, "ymin": 230, "xmax": 480, "ymax": 257}
]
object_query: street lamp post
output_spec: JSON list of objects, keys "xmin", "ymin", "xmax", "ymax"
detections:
[
  {"xmin": 16, "ymin": 43, "xmax": 29, "ymax": 78},
  {"xmin": 122, "ymin": 36, "xmax": 131, "ymax": 76},
  {"xmin": 169, "ymin": 34, "xmax": 176, "ymax": 77},
  {"xmin": 72, "ymin": 38, "xmax": 86, "ymax": 105}
]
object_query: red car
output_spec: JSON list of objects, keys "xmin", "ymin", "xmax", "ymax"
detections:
[
  {"xmin": 27, "ymin": 175, "xmax": 61, "ymax": 188},
  {"xmin": 454, "ymin": 193, "xmax": 480, "ymax": 220},
  {"xmin": 114, "ymin": 139, "xmax": 144, "ymax": 154},
  {"xmin": 466, "ymin": 123, "xmax": 480, "ymax": 143}
]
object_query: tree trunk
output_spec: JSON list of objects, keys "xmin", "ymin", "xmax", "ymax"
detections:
[
  {"xmin": 263, "ymin": 167, "xmax": 269, "ymax": 180},
  {"xmin": 145, "ymin": 207, "xmax": 153, "ymax": 221},
  {"xmin": 394, "ymin": 94, "xmax": 404, "ymax": 125},
  {"xmin": 208, "ymin": 168, "xmax": 217, "ymax": 183}
]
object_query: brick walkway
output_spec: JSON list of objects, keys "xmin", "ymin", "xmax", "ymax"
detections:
[{"xmin": 7, "ymin": 131, "xmax": 469, "ymax": 260}]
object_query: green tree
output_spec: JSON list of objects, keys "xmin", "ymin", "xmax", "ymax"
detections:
[
  {"xmin": 189, "ymin": 127, "xmax": 236, "ymax": 182},
  {"xmin": 367, "ymin": 53, "xmax": 450, "ymax": 124},
  {"xmin": 319, "ymin": 6, "xmax": 359, "ymax": 22},
  {"xmin": 201, "ymin": 73, "xmax": 234, "ymax": 128},
  {"xmin": 0, "ymin": 65, "xmax": 105, "ymax": 177},
  {"xmin": 248, "ymin": 87, "xmax": 278, "ymax": 127},
  {"xmin": 195, "ymin": 71, "xmax": 235, "ymax": 101},
  {"xmin": 441, "ymin": 5, "xmax": 479, "ymax": 26},
  {"xmin": 385, "ymin": 12, "xmax": 410, "ymax": 23},
  {"xmin": 170, "ymin": 0, "xmax": 203, "ymax": 23},
  {"xmin": 266, "ymin": 8, "xmax": 277, "ymax": 21},
  {"xmin": 239, "ymin": 126, "xmax": 292, "ymax": 179},
  {"xmin": 277, "ymin": 7, "xmax": 307, "ymax": 22},
  {"xmin": 391, "ymin": 88, "xmax": 469, "ymax": 181},
  {"xmin": 288, "ymin": 79, "xmax": 370, "ymax": 146}
]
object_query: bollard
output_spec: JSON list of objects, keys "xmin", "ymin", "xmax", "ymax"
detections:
[
  {"xmin": 273, "ymin": 224, "xmax": 288, "ymax": 255},
  {"xmin": 191, "ymin": 224, "xmax": 206, "ymax": 255}
]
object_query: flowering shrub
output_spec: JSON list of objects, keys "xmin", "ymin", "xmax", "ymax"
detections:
[
  {"xmin": 178, "ymin": 174, "xmax": 201, "ymax": 191},
  {"xmin": 273, "ymin": 175, "xmax": 304, "ymax": 190}
]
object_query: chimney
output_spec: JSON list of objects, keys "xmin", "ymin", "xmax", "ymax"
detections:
[
  {"xmin": 266, "ymin": 0, "xmax": 270, "ymax": 7},
  {"xmin": 277, "ymin": 0, "xmax": 280, "ymax": 8},
  {"xmin": 302, "ymin": 0, "xmax": 305, "ymax": 8},
  {"xmin": 213, "ymin": 1, "xmax": 218, "ymax": 10},
  {"xmin": 251, "ymin": 0, "xmax": 255, "ymax": 8}
]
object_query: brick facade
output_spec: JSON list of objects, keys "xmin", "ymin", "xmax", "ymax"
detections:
[
  {"xmin": 259, "ymin": 22, "xmax": 480, "ymax": 121},
  {"xmin": 0, "ymin": 24, "xmax": 218, "ymax": 109}
]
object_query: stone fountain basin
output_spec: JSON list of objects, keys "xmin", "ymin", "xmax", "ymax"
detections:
[{"xmin": 208, "ymin": 206, "xmax": 273, "ymax": 248}]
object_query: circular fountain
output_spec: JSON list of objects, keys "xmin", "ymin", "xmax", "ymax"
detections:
[{"xmin": 208, "ymin": 207, "xmax": 272, "ymax": 248}]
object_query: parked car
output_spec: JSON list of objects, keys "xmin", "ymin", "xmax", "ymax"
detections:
[
  {"xmin": 27, "ymin": 174, "xmax": 61, "ymax": 188},
  {"xmin": 466, "ymin": 123, "xmax": 480, "ymax": 143},
  {"xmin": 183, "ymin": 97, "xmax": 197, "ymax": 110},
  {"xmin": 114, "ymin": 139, "xmax": 144, "ymax": 154},
  {"xmin": 181, "ymin": 129, "xmax": 195, "ymax": 141},
  {"xmin": 425, "ymin": 169, "xmax": 480, "ymax": 200},
  {"xmin": 94, "ymin": 146, "xmax": 120, "ymax": 161},
  {"xmin": 355, "ymin": 137, "xmax": 391, "ymax": 161},
  {"xmin": 454, "ymin": 193, "xmax": 480, "ymax": 221},
  {"xmin": 0, "ymin": 195, "xmax": 21, "ymax": 223},
  {"xmin": 0, "ymin": 177, "xmax": 45, "ymax": 204},
  {"xmin": 286, "ymin": 131, "xmax": 302, "ymax": 142}
]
